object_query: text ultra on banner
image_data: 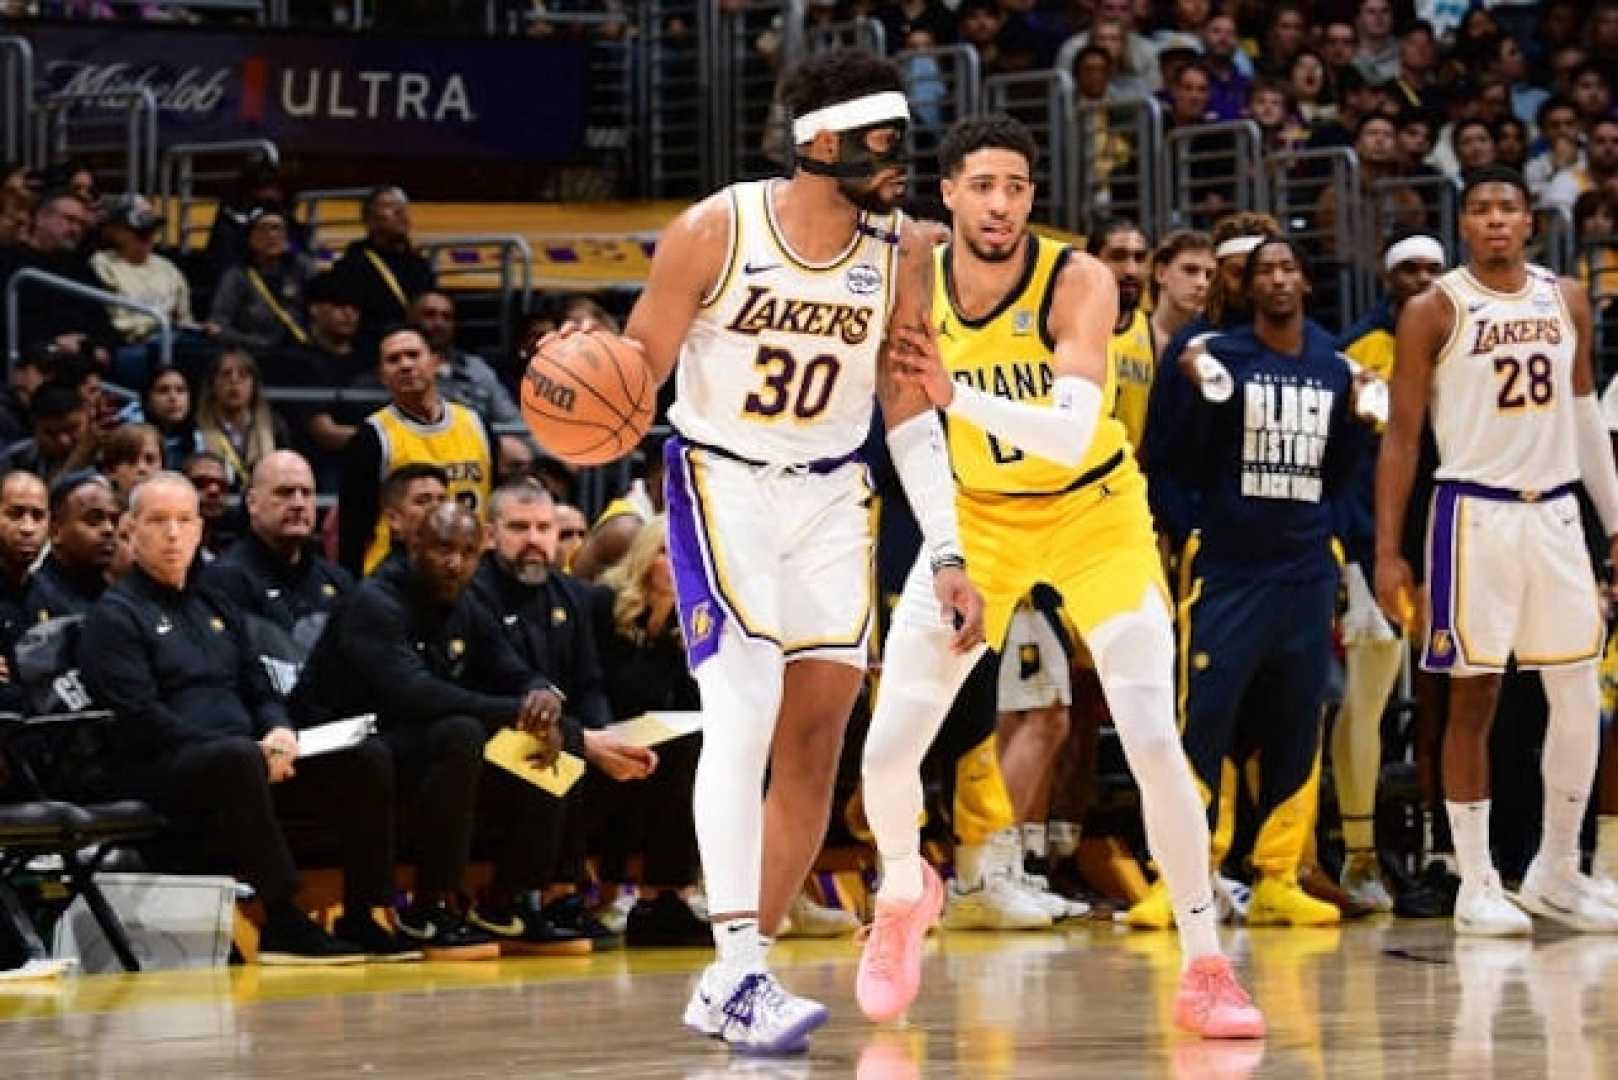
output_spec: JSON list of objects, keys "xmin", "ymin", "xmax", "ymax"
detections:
[{"xmin": 25, "ymin": 24, "xmax": 589, "ymax": 162}]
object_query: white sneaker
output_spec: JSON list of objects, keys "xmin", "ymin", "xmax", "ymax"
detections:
[
  {"xmin": 778, "ymin": 892, "xmax": 860, "ymax": 938},
  {"xmin": 1212, "ymin": 874, "xmax": 1252, "ymax": 924},
  {"xmin": 1016, "ymin": 871, "xmax": 1090, "ymax": 921},
  {"xmin": 942, "ymin": 875, "xmax": 1053, "ymax": 930},
  {"xmin": 1587, "ymin": 874, "xmax": 1618, "ymax": 911},
  {"xmin": 1340, "ymin": 857, "xmax": 1396, "ymax": 913},
  {"xmin": 593, "ymin": 890, "xmax": 637, "ymax": 936},
  {"xmin": 683, "ymin": 963, "xmax": 827, "ymax": 1054},
  {"xmin": 1454, "ymin": 872, "xmax": 1532, "ymax": 937},
  {"xmin": 1513, "ymin": 860, "xmax": 1618, "ymax": 933}
]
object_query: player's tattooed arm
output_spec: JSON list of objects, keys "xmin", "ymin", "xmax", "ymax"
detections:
[
  {"xmin": 877, "ymin": 218, "xmax": 942, "ymax": 427},
  {"xmin": 620, "ymin": 192, "xmax": 732, "ymax": 388},
  {"xmin": 1373, "ymin": 284, "xmax": 1448, "ymax": 629}
]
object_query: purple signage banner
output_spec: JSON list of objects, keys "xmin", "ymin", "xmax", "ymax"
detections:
[{"xmin": 24, "ymin": 23, "xmax": 589, "ymax": 161}]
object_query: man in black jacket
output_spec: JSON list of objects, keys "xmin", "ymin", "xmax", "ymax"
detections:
[
  {"xmin": 80, "ymin": 472, "xmax": 411, "ymax": 965},
  {"xmin": 0, "ymin": 472, "xmax": 47, "ymax": 685},
  {"xmin": 26, "ymin": 470, "xmax": 116, "ymax": 620},
  {"xmin": 203, "ymin": 451, "xmax": 352, "ymax": 649},
  {"xmin": 468, "ymin": 482, "xmax": 658, "ymax": 946},
  {"xmin": 331, "ymin": 186, "xmax": 435, "ymax": 352},
  {"xmin": 293, "ymin": 501, "xmax": 578, "ymax": 958}
]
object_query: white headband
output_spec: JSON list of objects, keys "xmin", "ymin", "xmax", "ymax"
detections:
[
  {"xmin": 1214, "ymin": 234, "xmax": 1266, "ymax": 261},
  {"xmin": 792, "ymin": 91, "xmax": 911, "ymax": 145},
  {"xmin": 1383, "ymin": 235, "xmax": 1447, "ymax": 272}
]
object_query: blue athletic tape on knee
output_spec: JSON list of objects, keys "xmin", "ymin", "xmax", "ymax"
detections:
[
  {"xmin": 946, "ymin": 375, "xmax": 1101, "ymax": 468},
  {"xmin": 887, "ymin": 409, "xmax": 962, "ymax": 561}
]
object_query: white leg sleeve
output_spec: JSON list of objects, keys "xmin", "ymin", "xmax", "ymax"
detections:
[
  {"xmin": 692, "ymin": 625, "xmax": 786, "ymax": 916},
  {"xmin": 862, "ymin": 559, "xmax": 985, "ymax": 902},
  {"xmin": 1538, "ymin": 665, "xmax": 1601, "ymax": 870},
  {"xmin": 1087, "ymin": 590, "xmax": 1221, "ymax": 963}
]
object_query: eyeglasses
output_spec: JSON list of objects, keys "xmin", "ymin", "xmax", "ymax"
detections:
[{"xmin": 559, "ymin": 529, "xmax": 586, "ymax": 540}]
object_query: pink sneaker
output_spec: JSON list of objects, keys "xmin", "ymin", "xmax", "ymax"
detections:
[
  {"xmin": 1172, "ymin": 955, "xmax": 1266, "ymax": 1039},
  {"xmin": 856, "ymin": 863, "xmax": 945, "ymax": 1023}
]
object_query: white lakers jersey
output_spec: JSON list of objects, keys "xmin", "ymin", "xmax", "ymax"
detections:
[
  {"xmin": 1429, "ymin": 265, "xmax": 1579, "ymax": 490},
  {"xmin": 668, "ymin": 179, "xmax": 901, "ymax": 464}
]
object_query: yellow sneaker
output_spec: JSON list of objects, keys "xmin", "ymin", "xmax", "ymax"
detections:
[
  {"xmin": 1126, "ymin": 879, "xmax": 1176, "ymax": 930},
  {"xmin": 1247, "ymin": 874, "xmax": 1341, "ymax": 927}
]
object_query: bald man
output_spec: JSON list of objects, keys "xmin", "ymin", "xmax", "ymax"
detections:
[
  {"xmin": 203, "ymin": 450, "xmax": 353, "ymax": 647},
  {"xmin": 81, "ymin": 472, "xmax": 409, "ymax": 965}
]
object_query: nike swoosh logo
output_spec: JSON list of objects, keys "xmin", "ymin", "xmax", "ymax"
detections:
[
  {"xmin": 399, "ymin": 921, "xmax": 438, "ymax": 941},
  {"xmin": 476, "ymin": 914, "xmax": 525, "ymax": 936},
  {"xmin": 1467, "ymin": 302, "xmax": 1488, "ymax": 314},
  {"xmin": 743, "ymin": 262, "xmax": 779, "ymax": 275}
]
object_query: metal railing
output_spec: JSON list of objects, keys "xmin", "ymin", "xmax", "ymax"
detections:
[
  {"xmin": 1375, "ymin": 173, "xmax": 1460, "ymax": 259},
  {"xmin": 5, "ymin": 268, "xmax": 172, "ymax": 373},
  {"xmin": 1266, "ymin": 146, "xmax": 1363, "ymax": 329},
  {"xmin": 806, "ymin": 17, "xmax": 886, "ymax": 56},
  {"xmin": 1075, "ymin": 95, "xmax": 1163, "ymax": 238},
  {"xmin": 33, "ymin": 87, "xmax": 160, "ymax": 195},
  {"xmin": 104, "ymin": 0, "xmax": 268, "ymax": 19},
  {"xmin": 291, "ymin": 187, "xmax": 374, "ymax": 263},
  {"xmin": 1, "ymin": 37, "xmax": 33, "ymax": 169},
  {"xmin": 1164, "ymin": 120, "xmax": 1264, "ymax": 232},
  {"xmin": 898, "ymin": 45, "xmax": 980, "ymax": 204},
  {"xmin": 717, "ymin": 0, "xmax": 805, "ymax": 184},
  {"xmin": 983, "ymin": 70, "xmax": 1078, "ymax": 232},
  {"xmin": 157, "ymin": 140, "xmax": 281, "ymax": 252},
  {"xmin": 638, "ymin": 0, "xmax": 718, "ymax": 197},
  {"xmin": 414, "ymin": 233, "xmax": 535, "ymax": 364}
]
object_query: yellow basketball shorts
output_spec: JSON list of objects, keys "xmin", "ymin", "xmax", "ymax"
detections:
[{"xmin": 958, "ymin": 466, "xmax": 1168, "ymax": 653}]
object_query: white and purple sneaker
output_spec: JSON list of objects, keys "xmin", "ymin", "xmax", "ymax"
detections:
[{"xmin": 683, "ymin": 964, "xmax": 828, "ymax": 1055}]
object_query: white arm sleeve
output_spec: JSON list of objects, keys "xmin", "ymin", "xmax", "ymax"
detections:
[
  {"xmin": 944, "ymin": 375, "xmax": 1102, "ymax": 468},
  {"xmin": 1576, "ymin": 394, "xmax": 1618, "ymax": 536},
  {"xmin": 887, "ymin": 409, "xmax": 963, "ymax": 562}
]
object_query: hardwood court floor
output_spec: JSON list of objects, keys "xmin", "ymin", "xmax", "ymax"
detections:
[{"xmin": 2, "ymin": 920, "xmax": 1616, "ymax": 1078}]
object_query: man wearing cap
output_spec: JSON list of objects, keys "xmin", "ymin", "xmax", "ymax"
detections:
[
  {"xmin": 283, "ymin": 271, "xmax": 375, "ymax": 484},
  {"xmin": 0, "ymin": 190, "xmax": 114, "ymax": 358},
  {"xmin": 90, "ymin": 198, "xmax": 208, "ymax": 386},
  {"xmin": 1336, "ymin": 228, "xmax": 1449, "ymax": 916},
  {"xmin": 208, "ymin": 204, "xmax": 319, "ymax": 366}
]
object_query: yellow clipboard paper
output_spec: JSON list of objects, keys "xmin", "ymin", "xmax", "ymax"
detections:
[
  {"xmin": 606, "ymin": 711, "xmax": 702, "ymax": 749},
  {"xmin": 484, "ymin": 729, "xmax": 585, "ymax": 796}
]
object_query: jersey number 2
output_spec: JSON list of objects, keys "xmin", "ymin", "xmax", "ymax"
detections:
[
  {"xmin": 1493, "ymin": 353, "xmax": 1554, "ymax": 411},
  {"xmin": 743, "ymin": 346, "xmax": 842, "ymax": 421}
]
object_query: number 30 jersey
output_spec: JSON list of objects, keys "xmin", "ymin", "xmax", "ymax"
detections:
[
  {"xmin": 1429, "ymin": 264, "xmax": 1579, "ymax": 491},
  {"xmin": 668, "ymin": 179, "xmax": 901, "ymax": 465}
]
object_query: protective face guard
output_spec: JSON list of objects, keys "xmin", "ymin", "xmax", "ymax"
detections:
[{"xmin": 792, "ymin": 90, "xmax": 912, "ymax": 181}]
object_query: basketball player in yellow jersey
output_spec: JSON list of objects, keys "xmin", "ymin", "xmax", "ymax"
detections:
[
  {"xmin": 857, "ymin": 115, "xmax": 1263, "ymax": 1038},
  {"xmin": 1088, "ymin": 217, "xmax": 1156, "ymax": 448}
]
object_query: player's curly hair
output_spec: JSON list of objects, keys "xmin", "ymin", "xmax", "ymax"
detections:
[
  {"xmin": 780, "ymin": 48, "xmax": 906, "ymax": 144},
  {"xmin": 939, "ymin": 113, "xmax": 1040, "ymax": 178},
  {"xmin": 1206, "ymin": 211, "xmax": 1282, "ymax": 325}
]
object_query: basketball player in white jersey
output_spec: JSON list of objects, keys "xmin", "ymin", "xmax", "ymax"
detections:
[
  {"xmin": 1376, "ymin": 165, "xmax": 1618, "ymax": 935},
  {"xmin": 550, "ymin": 50, "xmax": 981, "ymax": 1053}
]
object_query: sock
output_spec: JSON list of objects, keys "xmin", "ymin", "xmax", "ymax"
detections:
[
  {"xmin": 713, "ymin": 917, "xmax": 765, "ymax": 972},
  {"xmin": 1048, "ymin": 820, "xmax": 1081, "ymax": 860},
  {"xmin": 1342, "ymin": 816, "xmax": 1375, "ymax": 856},
  {"xmin": 1596, "ymin": 816, "xmax": 1618, "ymax": 880},
  {"xmin": 955, "ymin": 842, "xmax": 990, "ymax": 890},
  {"xmin": 1446, "ymin": 799, "xmax": 1493, "ymax": 884},
  {"xmin": 1540, "ymin": 786, "xmax": 1589, "ymax": 877},
  {"xmin": 879, "ymin": 854, "xmax": 925, "ymax": 905},
  {"xmin": 1021, "ymin": 822, "xmax": 1049, "ymax": 863}
]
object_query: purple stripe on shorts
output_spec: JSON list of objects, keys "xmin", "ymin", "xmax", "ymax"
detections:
[
  {"xmin": 1422, "ymin": 485, "xmax": 1460, "ymax": 672},
  {"xmin": 663, "ymin": 436, "xmax": 726, "ymax": 670}
]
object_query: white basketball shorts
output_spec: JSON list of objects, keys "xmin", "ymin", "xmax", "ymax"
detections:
[{"xmin": 996, "ymin": 601, "xmax": 1074, "ymax": 711}]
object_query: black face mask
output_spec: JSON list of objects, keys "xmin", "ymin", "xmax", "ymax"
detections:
[{"xmin": 796, "ymin": 120, "xmax": 910, "ymax": 183}]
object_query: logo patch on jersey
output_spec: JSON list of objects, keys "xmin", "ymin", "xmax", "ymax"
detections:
[
  {"xmin": 551, "ymin": 607, "xmax": 568, "ymax": 626},
  {"xmin": 1019, "ymin": 643, "xmax": 1042, "ymax": 679},
  {"xmin": 743, "ymin": 261, "xmax": 779, "ymax": 276},
  {"xmin": 449, "ymin": 638, "xmax": 466, "ymax": 658},
  {"xmin": 210, "ymin": 617, "xmax": 225, "ymax": 633},
  {"xmin": 690, "ymin": 601, "xmax": 715, "ymax": 643},
  {"xmin": 1012, "ymin": 311, "xmax": 1034, "ymax": 336},
  {"xmin": 846, "ymin": 263, "xmax": 882, "ymax": 296},
  {"xmin": 1192, "ymin": 652, "xmax": 1210, "ymax": 671},
  {"xmin": 322, "ymin": 584, "xmax": 336, "ymax": 597},
  {"xmin": 1429, "ymin": 630, "xmax": 1452, "ymax": 659}
]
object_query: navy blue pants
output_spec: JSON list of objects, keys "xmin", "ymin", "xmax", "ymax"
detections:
[{"xmin": 1179, "ymin": 573, "xmax": 1336, "ymax": 878}]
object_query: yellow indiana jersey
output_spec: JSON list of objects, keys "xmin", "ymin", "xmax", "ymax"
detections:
[
  {"xmin": 363, "ymin": 401, "xmax": 493, "ymax": 573},
  {"xmin": 1109, "ymin": 306, "xmax": 1156, "ymax": 449},
  {"xmin": 933, "ymin": 234, "xmax": 1131, "ymax": 496}
]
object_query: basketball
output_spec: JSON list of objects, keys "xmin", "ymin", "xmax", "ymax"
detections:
[{"xmin": 521, "ymin": 329, "xmax": 655, "ymax": 466}]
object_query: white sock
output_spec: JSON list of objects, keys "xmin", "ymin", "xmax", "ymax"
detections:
[
  {"xmin": 1595, "ymin": 816, "xmax": 1618, "ymax": 880},
  {"xmin": 1021, "ymin": 822, "xmax": 1049, "ymax": 863},
  {"xmin": 878, "ymin": 854, "xmax": 925, "ymax": 905},
  {"xmin": 1538, "ymin": 667, "xmax": 1600, "ymax": 875},
  {"xmin": 1446, "ymin": 800, "xmax": 1493, "ymax": 884},
  {"xmin": 1088, "ymin": 593, "xmax": 1220, "ymax": 967},
  {"xmin": 1048, "ymin": 820, "xmax": 1081, "ymax": 860},
  {"xmin": 714, "ymin": 918, "xmax": 766, "ymax": 972},
  {"xmin": 955, "ymin": 842, "xmax": 990, "ymax": 890},
  {"xmin": 861, "ymin": 588, "xmax": 983, "ymax": 905}
]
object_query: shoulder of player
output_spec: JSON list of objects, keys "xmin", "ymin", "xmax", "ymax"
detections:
[
  {"xmin": 666, "ymin": 191, "xmax": 734, "ymax": 251},
  {"xmin": 1048, "ymin": 249, "xmax": 1112, "ymax": 311},
  {"xmin": 1396, "ymin": 284, "xmax": 1454, "ymax": 339}
]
